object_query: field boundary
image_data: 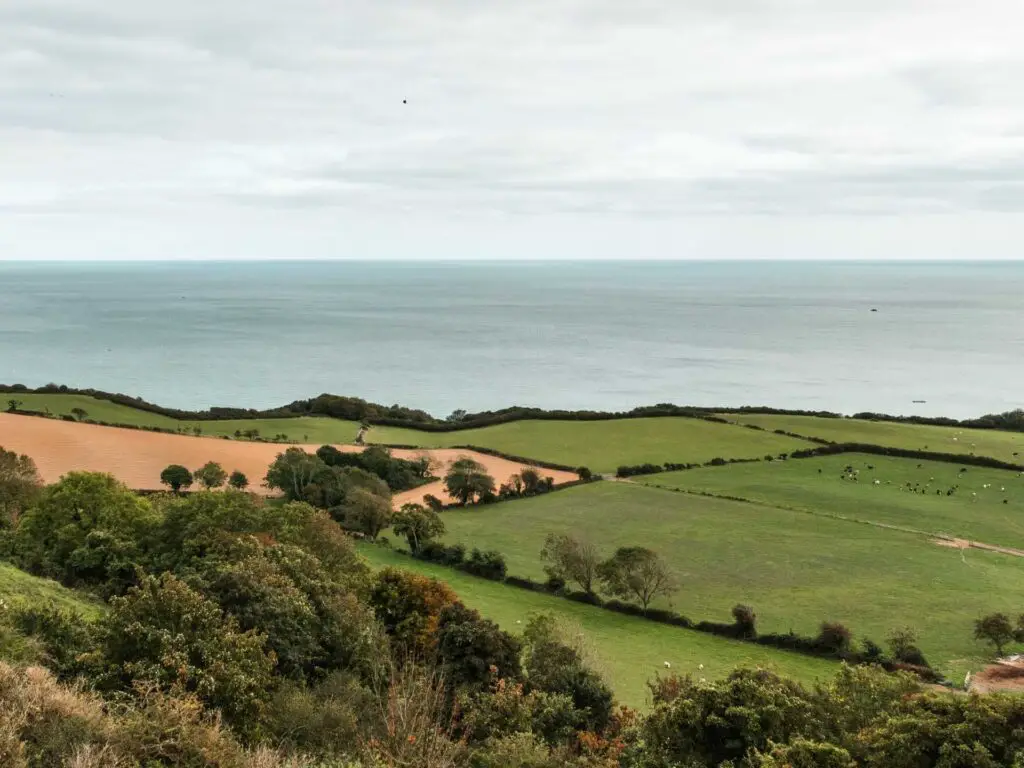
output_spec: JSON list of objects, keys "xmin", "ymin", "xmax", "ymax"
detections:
[
  {"xmin": 637, "ymin": 478, "xmax": 1024, "ymax": 559},
  {"xmin": 370, "ymin": 542, "xmax": 944, "ymax": 683},
  {"xmin": 6, "ymin": 382, "xmax": 1022, "ymax": 434}
]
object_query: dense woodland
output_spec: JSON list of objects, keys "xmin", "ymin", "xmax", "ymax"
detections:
[{"xmin": 2, "ymin": 443, "xmax": 1024, "ymax": 766}]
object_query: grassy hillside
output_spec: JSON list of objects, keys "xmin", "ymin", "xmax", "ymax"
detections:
[
  {"xmin": 420, "ymin": 481, "xmax": 1024, "ymax": 681},
  {"xmin": 6, "ymin": 394, "xmax": 360, "ymax": 443},
  {"xmin": 368, "ymin": 417, "xmax": 812, "ymax": 472},
  {"xmin": 642, "ymin": 454, "xmax": 1024, "ymax": 549},
  {"xmin": 358, "ymin": 544, "xmax": 835, "ymax": 706},
  {"xmin": 0, "ymin": 562, "xmax": 103, "ymax": 619},
  {"xmin": 720, "ymin": 413, "xmax": 1024, "ymax": 464}
]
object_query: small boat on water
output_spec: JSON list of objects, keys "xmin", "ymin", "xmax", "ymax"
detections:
[{"xmin": 912, "ymin": 400, "xmax": 926, "ymax": 404}]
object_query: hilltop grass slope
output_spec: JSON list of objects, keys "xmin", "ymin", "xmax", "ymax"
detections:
[
  {"xmin": 358, "ymin": 544, "xmax": 835, "ymax": 707},
  {"xmin": 642, "ymin": 453, "xmax": 1024, "ymax": 549},
  {"xmin": 368, "ymin": 417, "xmax": 813, "ymax": 471},
  {"xmin": 419, "ymin": 480, "xmax": 1024, "ymax": 681},
  {"xmin": 0, "ymin": 561, "xmax": 103, "ymax": 619},
  {"xmin": 6, "ymin": 393, "xmax": 360, "ymax": 443},
  {"xmin": 720, "ymin": 412, "xmax": 1024, "ymax": 464}
]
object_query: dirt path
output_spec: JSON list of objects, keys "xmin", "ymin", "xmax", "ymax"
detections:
[{"xmin": 0, "ymin": 412, "xmax": 577, "ymax": 507}]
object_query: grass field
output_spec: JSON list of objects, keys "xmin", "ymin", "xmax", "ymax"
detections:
[
  {"xmin": 368, "ymin": 418, "xmax": 813, "ymax": 472},
  {"xmin": 0, "ymin": 562, "xmax": 103, "ymax": 619},
  {"xmin": 6, "ymin": 394, "xmax": 361, "ymax": 443},
  {"xmin": 719, "ymin": 413, "xmax": 1024, "ymax": 465},
  {"xmin": 358, "ymin": 544, "xmax": 836, "ymax": 706},
  {"xmin": 418, "ymin": 481, "xmax": 1024, "ymax": 680},
  {"xmin": 641, "ymin": 453, "xmax": 1024, "ymax": 550}
]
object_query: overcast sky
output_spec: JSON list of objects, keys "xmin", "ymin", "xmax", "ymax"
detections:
[{"xmin": 2, "ymin": 0, "xmax": 1023, "ymax": 260}]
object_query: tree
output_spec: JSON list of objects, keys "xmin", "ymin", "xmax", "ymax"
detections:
[
  {"xmin": 370, "ymin": 567, "xmax": 459, "ymax": 657},
  {"xmin": 732, "ymin": 604, "xmax": 757, "ymax": 639},
  {"xmin": 576, "ymin": 466, "xmax": 593, "ymax": 481},
  {"xmin": 264, "ymin": 447, "xmax": 323, "ymax": 500},
  {"xmin": 70, "ymin": 407, "xmax": 88, "ymax": 421},
  {"xmin": 160, "ymin": 464, "xmax": 193, "ymax": 493},
  {"xmin": 975, "ymin": 613, "xmax": 1016, "ymax": 656},
  {"xmin": 342, "ymin": 487, "xmax": 392, "ymax": 539},
  {"xmin": 392, "ymin": 503, "xmax": 446, "ymax": 553},
  {"xmin": 519, "ymin": 468, "xmax": 543, "ymax": 495},
  {"xmin": 6, "ymin": 399, "xmax": 22, "ymax": 412},
  {"xmin": 0, "ymin": 447, "xmax": 42, "ymax": 527},
  {"xmin": 95, "ymin": 573, "xmax": 275, "ymax": 734},
  {"xmin": 13, "ymin": 472, "xmax": 156, "ymax": 586},
  {"xmin": 194, "ymin": 461, "xmax": 227, "ymax": 490},
  {"xmin": 597, "ymin": 547, "xmax": 677, "ymax": 613},
  {"xmin": 227, "ymin": 470, "xmax": 249, "ymax": 490},
  {"xmin": 443, "ymin": 457, "xmax": 496, "ymax": 505},
  {"xmin": 436, "ymin": 603, "xmax": 522, "ymax": 690},
  {"xmin": 539, "ymin": 534, "xmax": 601, "ymax": 596}
]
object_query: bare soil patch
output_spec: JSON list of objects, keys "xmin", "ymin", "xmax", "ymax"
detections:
[
  {"xmin": 969, "ymin": 660, "xmax": 1024, "ymax": 693},
  {"xmin": 0, "ymin": 412, "xmax": 576, "ymax": 507}
]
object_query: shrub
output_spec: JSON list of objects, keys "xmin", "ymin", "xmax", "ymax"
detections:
[
  {"xmin": 816, "ymin": 622, "xmax": 853, "ymax": 655},
  {"xmin": 460, "ymin": 549, "xmax": 508, "ymax": 581}
]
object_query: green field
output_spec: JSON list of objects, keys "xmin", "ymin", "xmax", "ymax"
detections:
[
  {"xmin": 368, "ymin": 417, "xmax": 812, "ymax": 472},
  {"xmin": 418, "ymin": 481, "xmax": 1024, "ymax": 680},
  {"xmin": 642, "ymin": 454, "xmax": 1024, "ymax": 550},
  {"xmin": 0, "ymin": 561, "xmax": 103, "ymax": 619},
  {"xmin": 358, "ymin": 545, "xmax": 835, "ymax": 706},
  {"xmin": 6, "ymin": 394, "xmax": 360, "ymax": 444},
  {"xmin": 719, "ymin": 413, "xmax": 1024, "ymax": 465}
]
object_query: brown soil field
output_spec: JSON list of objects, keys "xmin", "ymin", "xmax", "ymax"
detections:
[{"xmin": 0, "ymin": 412, "xmax": 577, "ymax": 507}]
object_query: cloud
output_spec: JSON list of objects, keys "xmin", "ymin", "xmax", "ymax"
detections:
[{"xmin": 1, "ymin": 0, "xmax": 1023, "ymax": 258}]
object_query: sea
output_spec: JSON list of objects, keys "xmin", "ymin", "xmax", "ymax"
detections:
[{"xmin": 0, "ymin": 260, "xmax": 1020, "ymax": 420}]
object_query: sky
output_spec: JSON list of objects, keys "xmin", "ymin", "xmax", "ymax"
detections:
[{"xmin": 2, "ymin": 0, "xmax": 1023, "ymax": 261}]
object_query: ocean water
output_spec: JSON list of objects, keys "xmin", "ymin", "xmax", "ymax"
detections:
[{"xmin": 0, "ymin": 260, "xmax": 1020, "ymax": 420}]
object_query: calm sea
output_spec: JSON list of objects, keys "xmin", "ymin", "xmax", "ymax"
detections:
[{"xmin": 0, "ymin": 260, "xmax": 1020, "ymax": 420}]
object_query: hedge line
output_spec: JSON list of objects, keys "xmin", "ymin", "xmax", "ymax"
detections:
[
  {"xmin": 6, "ymin": 381, "xmax": 1020, "ymax": 434},
  {"xmin": 789, "ymin": 442, "xmax": 1024, "ymax": 472},
  {"xmin": 384, "ymin": 544, "xmax": 943, "ymax": 683}
]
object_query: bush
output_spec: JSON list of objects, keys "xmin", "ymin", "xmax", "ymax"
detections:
[
  {"xmin": 459, "ymin": 549, "xmax": 508, "ymax": 581},
  {"xmin": 816, "ymin": 622, "xmax": 853, "ymax": 655},
  {"xmin": 615, "ymin": 464, "xmax": 663, "ymax": 478}
]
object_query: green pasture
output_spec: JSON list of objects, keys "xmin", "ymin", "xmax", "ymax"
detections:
[
  {"xmin": 5, "ymin": 394, "xmax": 360, "ymax": 444},
  {"xmin": 0, "ymin": 561, "xmax": 104, "ymax": 619},
  {"xmin": 358, "ymin": 544, "xmax": 835, "ymax": 707},
  {"xmin": 642, "ymin": 453, "xmax": 1024, "ymax": 550},
  {"xmin": 368, "ymin": 417, "xmax": 812, "ymax": 472},
  {"xmin": 423, "ymin": 481, "xmax": 1024, "ymax": 681},
  {"xmin": 719, "ymin": 413, "xmax": 1024, "ymax": 465}
]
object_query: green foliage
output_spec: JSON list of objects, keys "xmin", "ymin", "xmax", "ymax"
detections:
[
  {"xmin": 638, "ymin": 668, "xmax": 820, "ymax": 766},
  {"xmin": 90, "ymin": 572, "xmax": 276, "ymax": 734},
  {"xmin": 264, "ymin": 671, "xmax": 372, "ymax": 757},
  {"xmin": 342, "ymin": 488, "xmax": 392, "ymax": 540},
  {"xmin": 265, "ymin": 448, "xmax": 324, "ymax": 501},
  {"xmin": 195, "ymin": 460, "xmax": 228, "ymax": 489},
  {"xmin": 13, "ymin": 472, "xmax": 156, "ymax": 588},
  {"xmin": 540, "ymin": 533, "xmax": 601, "ymax": 595},
  {"xmin": 444, "ymin": 457, "xmax": 497, "ymax": 505},
  {"xmin": 521, "ymin": 614, "xmax": 614, "ymax": 735},
  {"xmin": 597, "ymin": 547, "xmax": 677, "ymax": 613},
  {"xmin": 392, "ymin": 503, "xmax": 446, "ymax": 553},
  {"xmin": 974, "ymin": 613, "xmax": 1016, "ymax": 656},
  {"xmin": 750, "ymin": 738, "xmax": 857, "ymax": 768},
  {"xmin": 227, "ymin": 469, "xmax": 249, "ymax": 489},
  {"xmin": 370, "ymin": 567, "xmax": 458, "ymax": 658},
  {"xmin": 0, "ymin": 447, "xmax": 42, "ymax": 528},
  {"xmin": 436, "ymin": 602, "xmax": 522, "ymax": 691},
  {"xmin": 161, "ymin": 463, "xmax": 194, "ymax": 492}
]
